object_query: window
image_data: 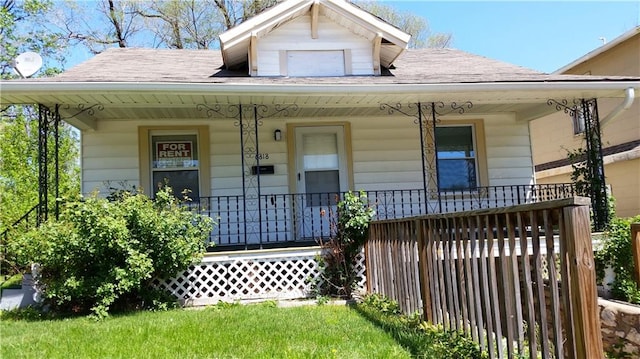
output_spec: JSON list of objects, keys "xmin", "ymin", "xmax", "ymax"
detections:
[
  {"xmin": 571, "ymin": 101, "xmax": 596, "ymax": 135},
  {"xmin": 139, "ymin": 126, "xmax": 209, "ymax": 200},
  {"xmin": 151, "ymin": 133, "xmax": 200, "ymax": 199},
  {"xmin": 435, "ymin": 126, "xmax": 478, "ymax": 191},
  {"xmin": 572, "ymin": 111, "xmax": 586, "ymax": 135}
]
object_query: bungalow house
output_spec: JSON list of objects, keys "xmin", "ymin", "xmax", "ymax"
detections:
[
  {"xmin": 1, "ymin": 0, "xmax": 639, "ymax": 303},
  {"xmin": 531, "ymin": 26, "xmax": 640, "ymax": 218}
]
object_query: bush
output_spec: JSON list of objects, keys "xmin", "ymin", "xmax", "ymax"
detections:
[
  {"xmin": 355, "ymin": 293, "xmax": 485, "ymax": 359},
  {"xmin": 10, "ymin": 187, "xmax": 213, "ymax": 318},
  {"xmin": 595, "ymin": 215, "xmax": 640, "ymax": 304},
  {"xmin": 315, "ymin": 191, "xmax": 374, "ymax": 298}
]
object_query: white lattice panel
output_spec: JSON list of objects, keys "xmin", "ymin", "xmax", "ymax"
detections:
[{"xmin": 153, "ymin": 246, "xmax": 367, "ymax": 306}]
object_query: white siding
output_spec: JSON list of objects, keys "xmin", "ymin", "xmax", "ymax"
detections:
[
  {"xmin": 257, "ymin": 15, "xmax": 373, "ymax": 76},
  {"xmin": 483, "ymin": 114, "xmax": 535, "ymax": 186},
  {"xmin": 81, "ymin": 113, "xmax": 534, "ymax": 197}
]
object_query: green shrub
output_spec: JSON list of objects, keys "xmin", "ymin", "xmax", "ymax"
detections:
[
  {"xmin": 595, "ymin": 215, "xmax": 640, "ymax": 304},
  {"xmin": 10, "ymin": 187, "xmax": 213, "ymax": 318},
  {"xmin": 315, "ymin": 191, "xmax": 375, "ymax": 298},
  {"xmin": 355, "ymin": 293, "xmax": 485, "ymax": 359}
]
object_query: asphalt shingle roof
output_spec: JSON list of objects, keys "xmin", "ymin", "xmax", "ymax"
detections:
[{"xmin": 42, "ymin": 47, "xmax": 636, "ymax": 84}]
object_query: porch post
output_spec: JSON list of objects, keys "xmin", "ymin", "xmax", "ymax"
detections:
[
  {"xmin": 54, "ymin": 105, "xmax": 60, "ymax": 220},
  {"xmin": 37, "ymin": 104, "xmax": 62, "ymax": 223},
  {"xmin": 582, "ymin": 99, "xmax": 609, "ymax": 231},
  {"xmin": 37, "ymin": 104, "xmax": 49, "ymax": 224}
]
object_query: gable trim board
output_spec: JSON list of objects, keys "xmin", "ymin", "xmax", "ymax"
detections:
[{"xmin": 219, "ymin": 0, "xmax": 410, "ymax": 71}]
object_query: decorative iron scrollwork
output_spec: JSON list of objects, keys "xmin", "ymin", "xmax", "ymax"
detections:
[
  {"xmin": 60, "ymin": 104, "xmax": 104, "ymax": 120},
  {"xmin": 546, "ymin": 98, "xmax": 580, "ymax": 117}
]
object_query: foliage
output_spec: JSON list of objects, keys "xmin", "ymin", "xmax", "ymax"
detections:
[
  {"xmin": 315, "ymin": 191, "xmax": 375, "ymax": 298},
  {"xmin": 352, "ymin": 0, "xmax": 452, "ymax": 48},
  {"xmin": 595, "ymin": 215, "xmax": 640, "ymax": 304},
  {"xmin": 356, "ymin": 293, "xmax": 485, "ymax": 359},
  {"xmin": 0, "ymin": 0, "xmax": 67, "ymax": 78},
  {"xmin": 566, "ymin": 146, "xmax": 590, "ymax": 198},
  {"xmin": 8, "ymin": 187, "xmax": 213, "ymax": 318}
]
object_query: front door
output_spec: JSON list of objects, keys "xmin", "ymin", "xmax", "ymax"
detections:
[{"xmin": 294, "ymin": 125, "xmax": 349, "ymax": 239}]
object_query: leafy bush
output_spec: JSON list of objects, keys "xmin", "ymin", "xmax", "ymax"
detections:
[
  {"xmin": 10, "ymin": 187, "xmax": 213, "ymax": 318},
  {"xmin": 595, "ymin": 215, "xmax": 640, "ymax": 304},
  {"xmin": 355, "ymin": 293, "xmax": 485, "ymax": 359},
  {"xmin": 315, "ymin": 191, "xmax": 374, "ymax": 298}
]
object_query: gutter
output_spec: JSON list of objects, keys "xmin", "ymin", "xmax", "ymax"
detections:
[
  {"xmin": 600, "ymin": 87, "xmax": 635, "ymax": 126},
  {"xmin": 2, "ymin": 80, "xmax": 640, "ymax": 98}
]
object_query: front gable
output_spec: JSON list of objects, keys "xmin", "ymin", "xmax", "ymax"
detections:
[{"xmin": 219, "ymin": 0, "xmax": 411, "ymax": 76}]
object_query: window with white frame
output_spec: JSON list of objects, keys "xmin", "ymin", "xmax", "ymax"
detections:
[{"xmin": 435, "ymin": 126, "xmax": 478, "ymax": 191}]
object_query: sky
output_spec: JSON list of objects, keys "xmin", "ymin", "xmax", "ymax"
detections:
[
  {"xmin": 386, "ymin": 1, "xmax": 640, "ymax": 73},
  {"xmin": 61, "ymin": 1, "xmax": 640, "ymax": 74}
]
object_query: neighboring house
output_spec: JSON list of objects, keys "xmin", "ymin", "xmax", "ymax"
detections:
[
  {"xmin": 531, "ymin": 26, "xmax": 640, "ymax": 218},
  {"xmin": 1, "ymin": 0, "xmax": 639, "ymax": 249}
]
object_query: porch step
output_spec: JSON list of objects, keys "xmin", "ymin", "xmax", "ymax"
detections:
[
  {"xmin": 0, "ymin": 274, "xmax": 38, "ymax": 310},
  {"xmin": 0, "ymin": 287, "xmax": 37, "ymax": 310}
]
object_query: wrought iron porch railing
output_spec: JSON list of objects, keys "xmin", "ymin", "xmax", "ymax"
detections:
[
  {"xmin": 189, "ymin": 183, "xmax": 576, "ymax": 249},
  {"xmin": 0, "ymin": 204, "xmax": 41, "ymax": 272}
]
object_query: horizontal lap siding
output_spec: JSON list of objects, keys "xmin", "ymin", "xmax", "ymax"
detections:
[
  {"xmin": 350, "ymin": 116, "xmax": 422, "ymax": 190},
  {"xmin": 483, "ymin": 115, "xmax": 534, "ymax": 186},
  {"xmin": 257, "ymin": 15, "xmax": 373, "ymax": 76},
  {"xmin": 82, "ymin": 121, "xmax": 140, "ymax": 194},
  {"xmin": 81, "ymin": 114, "xmax": 534, "ymax": 197}
]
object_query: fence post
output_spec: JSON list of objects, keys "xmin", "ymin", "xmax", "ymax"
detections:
[
  {"xmin": 416, "ymin": 218, "xmax": 432, "ymax": 322},
  {"xmin": 632, "ymin": 223, "xmax": 640, "ymax": 286},
  {"xmin": 563, "ymin": 204, "xmax": 604, "ymax": 358}
]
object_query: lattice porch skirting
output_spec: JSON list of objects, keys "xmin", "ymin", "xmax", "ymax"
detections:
[{"xmin": 152, "ymin": 246, "xmax": 366, "ymax": 306}]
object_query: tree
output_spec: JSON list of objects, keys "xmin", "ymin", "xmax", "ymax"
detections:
[
  {"xmin": 0, "ymin": 0, "xmax": 80, "ymax": 232},
  {"xmin": 352, "ymin": 1, "xmax": 452, "ymax": 48},
  {"xmin": 0, "ymin": 0, "xmax": 65, "ymax": 78},
  {"xmin": 56, "ymin": 0, "xmax": 143, "ymax": 54}
]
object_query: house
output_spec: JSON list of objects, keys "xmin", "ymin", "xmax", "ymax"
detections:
[
  {"xmin": 531, "ymin": 26, "xmax": 640, "ymax": 218},
  {"xmin": 1, "ymin": 0, "xmax": 639, "ymax": 250}
]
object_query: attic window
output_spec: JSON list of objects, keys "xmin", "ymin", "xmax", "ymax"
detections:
[{"xmin": 287, "ymin": 50, "xmax": 345, "ymax": 77}]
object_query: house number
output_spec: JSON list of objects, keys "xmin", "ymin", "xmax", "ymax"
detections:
[{"xmin": 255, "ymin": 153, "xmax": 270, "ymax": 160}]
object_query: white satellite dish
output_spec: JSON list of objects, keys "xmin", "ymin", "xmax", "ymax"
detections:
[{"xmin": 13, "ymin": 52, "xmax": 43, "ymax": 78}]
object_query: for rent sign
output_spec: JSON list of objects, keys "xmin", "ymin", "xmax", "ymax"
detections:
[{"xmin": 155, "ymin": 141, "xmax": 193, "ymax": 167}]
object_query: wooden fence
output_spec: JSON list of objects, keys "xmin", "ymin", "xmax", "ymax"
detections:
[{"xmin": 365, "ymin": 197, "xmax": 603, "ymax": 359}]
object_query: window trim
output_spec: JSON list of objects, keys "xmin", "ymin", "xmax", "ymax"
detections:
[{"xmin": 138, "ymin": 125, "xmax": 210, "ymax": 198}]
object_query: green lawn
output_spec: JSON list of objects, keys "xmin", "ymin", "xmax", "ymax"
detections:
[{"xmin": 1, "ymin": 303, "xmax": 412, "ymax": 359}]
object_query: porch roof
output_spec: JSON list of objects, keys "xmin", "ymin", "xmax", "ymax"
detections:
[{"xmin": 1, "ymin": 48, "xmax": 639, "ymax": 130}]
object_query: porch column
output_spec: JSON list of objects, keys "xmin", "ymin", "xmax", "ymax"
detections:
[
  {"xmin": 582, "ymin": 99, "xmax": 609, "ymax": 231},
  {"xmin": 547, "ymin": 98, "xmax": 609, "ymax": 230},
  {"xmin": 37, "ymin": 104, "xmax": 61, "ymax": 223}
]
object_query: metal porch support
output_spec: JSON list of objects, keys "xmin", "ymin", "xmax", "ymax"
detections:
[
  {"xmin": 197, "ymin": 103, "xmax": 298, "ymax": 246},
  {"xmin": 582, "ymin": 99, "xmax": 609, "ymax": 231},
  {"xmin": 237, "ymin": 105, "xmax": 263, "ymax": 247},
  {"xmin": 37, "ymin": 104, "xmax": 61, "ymax": 224},
  {"xmin": 547, "ymin": 98, "xmax": 609, "ymax": 230}
]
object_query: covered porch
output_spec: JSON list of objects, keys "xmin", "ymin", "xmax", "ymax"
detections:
[{"xmin": 2, "ymin": 82, "xmax": 611, "ymax": 250}]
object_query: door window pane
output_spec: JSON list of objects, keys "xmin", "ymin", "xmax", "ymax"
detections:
[
  {"xmin": 305, "ymin": 170, "xmax": 340, "ymax": 206},
  {"xmin": 436, "ymin": 126, "xmax": 477, "ymax": 191},
  {"xmin": 303, "ymin": 133, "xmax": 338, "ymax": 169}
]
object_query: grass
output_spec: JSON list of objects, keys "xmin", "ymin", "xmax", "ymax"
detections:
[{"xmin": 1, "ymin": 303, "xmax": 413, "ymax": 359}]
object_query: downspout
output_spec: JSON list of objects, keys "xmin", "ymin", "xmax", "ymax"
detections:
[{"xmin": 600, "ymin": 87, "xmax": 635, "ymax": 126}]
